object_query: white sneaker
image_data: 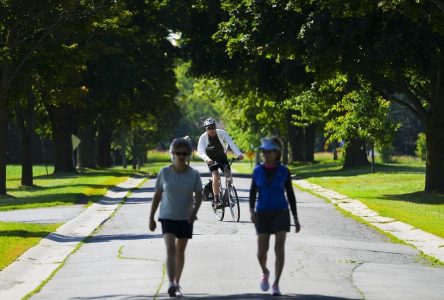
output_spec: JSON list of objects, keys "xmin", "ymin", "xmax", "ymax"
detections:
[
  {"xmin": 260, "ymin": 272, "xmax": 270, "ymax": 291},
  {"xmin": 271, "ymin": 284, "xmax": 281, "ymax": 296},
  {"xmin": 175, "ymin": 284, "xmax": 183, "ymax": 297}
]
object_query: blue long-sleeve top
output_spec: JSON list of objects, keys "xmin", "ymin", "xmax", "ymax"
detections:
[{"xmin": 249, "ymin": 163, "xmax": 297, "ymax": 217}]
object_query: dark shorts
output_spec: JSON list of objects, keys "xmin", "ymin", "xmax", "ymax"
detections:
[
  {"xmin": 208, "ymin": 158, "xmax": 230, "ymax": 173},
  {"xmin": 255, "ymin": 209, "xmax": 291, "ymax": 234},
  {"xmin": 159, "ymin": 219, "xmax": 193, "ymax": 239}
]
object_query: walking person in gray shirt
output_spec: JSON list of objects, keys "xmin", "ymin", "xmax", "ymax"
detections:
[{"xmin": 149, "ymin": 138, "xmax": 203, "ymax": 297}]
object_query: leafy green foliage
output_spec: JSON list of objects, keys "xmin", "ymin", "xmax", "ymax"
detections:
[{"xmin": 416, "ymin": 132, "xmax": 427, "ymax": 161}]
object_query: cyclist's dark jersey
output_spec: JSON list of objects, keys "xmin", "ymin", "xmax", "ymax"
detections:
[
  {"xmin": 206, "ymin": 135, "xmax": 226, "ymax": 161},
  {"xmin": 249, "ymin": 164, "xmax": 297, "ymax": 217}
]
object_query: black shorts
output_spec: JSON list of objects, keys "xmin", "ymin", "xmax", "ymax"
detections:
[
  {"xmin": 159, "ymin": 219, "xmax": 193, "ymax": 239},
  {"xmin": 255, "ymin": 209, "xmax": 291, "ymax": 234},
  {"xmin": 208, "ymin": 158, "xmax": 230, "ymax": 173}
]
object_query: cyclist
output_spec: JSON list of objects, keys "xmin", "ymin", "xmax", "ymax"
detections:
[{"xmin": 197, "ymin": 118, "xmax": 244, "ymax": 206}]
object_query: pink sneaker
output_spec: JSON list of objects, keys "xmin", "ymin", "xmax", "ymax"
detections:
[
  {"xmin": 260, "ymin": 272, "xmax": 270, "ymax": 291},
  {"xmin": 271, "ymin": 283, "xmax": 281, "ymax": 296}
]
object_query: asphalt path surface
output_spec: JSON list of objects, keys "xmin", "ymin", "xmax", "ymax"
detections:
[{"xmin": 30, "ymin": 163, "xmax": 444, "ymax": 300}]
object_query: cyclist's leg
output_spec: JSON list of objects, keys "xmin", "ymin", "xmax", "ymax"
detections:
[{"xmin": 211, "ymin": 170, "xmax": 221, "ymax": 201}]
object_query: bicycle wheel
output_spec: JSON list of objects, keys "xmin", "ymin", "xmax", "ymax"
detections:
[
  {"xmin": 228, "ymin": 185, "xmax": 240, "ymax": 222},
  {"xmin": 212, "ymin": 190, "xmax": 224, "ymax": 221}
]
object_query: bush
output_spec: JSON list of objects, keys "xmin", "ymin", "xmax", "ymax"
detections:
[
  {"xmin": 378, "ymin": 146, "xmax": 394, "ymax": 163},
  {"xmin": 415, "ymin": 132, "xmax": 427, "ymax": 161}
]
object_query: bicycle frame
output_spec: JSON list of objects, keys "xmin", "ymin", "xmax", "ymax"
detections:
[{"xmin": 208, "ymin": 158, "xmax": 240, "ymax": 222}]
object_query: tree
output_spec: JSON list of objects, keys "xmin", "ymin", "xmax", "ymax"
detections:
[
  {"xmin": 212, "ymin": 0, "xmax": 444, "ymax": 191},
  {"xmin": 0, "ymin": 0, "xmax": 104, "ymax": 193}
]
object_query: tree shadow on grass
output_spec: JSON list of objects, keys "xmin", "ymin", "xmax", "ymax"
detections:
[
  {"xmin": 5, "ymin": 183, "xmax": 124, "ymax": 193},
  {"xmin": 0, "ymin": 189, "xmax": 131, "ymax": 210},
  {"xmin": 292, "ymin": 162, "xmax": 425, "ymax": 179},
  {"xmin": 0, "ymin": 230, "xmax": 54, "ymax": 238},
  {"xmin": 381, "ymin": 191, "xmax": 444, "ymax": 205}
]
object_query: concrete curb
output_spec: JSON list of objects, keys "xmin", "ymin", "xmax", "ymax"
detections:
[
  {"xmin": 0, "ymin": 176, "xmax": 146, "ymax": 300},
  {"xmin": 294, "ymin": 179, "xmax": 444, "ymax": 264}
]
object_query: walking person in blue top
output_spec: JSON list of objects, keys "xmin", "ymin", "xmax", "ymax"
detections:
[{"xmin": 249, "ymin": 137, "xmax": 301, "ymax": 296}]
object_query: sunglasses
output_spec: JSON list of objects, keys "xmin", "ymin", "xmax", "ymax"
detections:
[
  {"xmin": 175, "ymin": 152, "xmax": 188, "ymax": 156},
  {"xmin": 206, "ymin": 126, "xmax": 216, "ymax": 130},
  {"xmin": 262, "ymin": 150, "xmax": 276, "ymax": 154}
]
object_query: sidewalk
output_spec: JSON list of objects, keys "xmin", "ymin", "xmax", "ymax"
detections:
[
  {"xmin": 22, "ymin": 163, "xmax": 444, "ymax": 299},
  {"xmin": 295, "ymin": 179, "xmax": 444, "ymax": 264},
  {"xmin": 0, "ymin": 176, "xmax": 146, "ymax": 300},
  {"xmin": 1, "ymin": 163, "xmax": 444, "ymax": 299}
]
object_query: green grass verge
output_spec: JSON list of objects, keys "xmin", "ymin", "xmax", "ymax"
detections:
[
  {"xmin": 289, "ymin": 153, "xmax": 444, "ymax": 239},
  {"xmin": 0, "ymin": 222, "xmax": 60, "ymax": 270},
  {"xmin": 1, "ymin": 166, "xmax": 134, "ymax": 211}
]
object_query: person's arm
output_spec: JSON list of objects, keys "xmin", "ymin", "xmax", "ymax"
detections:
[
  {"xmin": 249, "ymin": 177, "xmax": 258, "ymax": 223},
  {"xmin": 149, "ymin": 190, "xmax": 162, "ymax": 231},
  {"xmin": 284, "ymin": 169, "xmax": 300, "ymax": 233},
  {"xmin": 189, "ymin": 172, "xmax": 203, "ymax": 223},
  {"xmin": 149, "ymin": 169, "xmax": 164, "ymax": 231},
  {"xmin": 189, "ymin": 191, "xmax": 202, "ymax": 224},
  {"xmin": 197, "ymin": 133, "xmax": 211, "ymax": 163},
  {"xmin": 222, "ymin": 130, "xmax": 243, "ymax": 158}
]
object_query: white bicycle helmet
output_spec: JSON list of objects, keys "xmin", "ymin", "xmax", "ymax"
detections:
[{"xmin": 203, "ymin": 118, "xmax": 216, "ymax": 127}]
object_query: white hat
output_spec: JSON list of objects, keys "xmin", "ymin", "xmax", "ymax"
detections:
[{"xmin": 259, "ymin": 138, "xmax": 281, "ymax": 151}]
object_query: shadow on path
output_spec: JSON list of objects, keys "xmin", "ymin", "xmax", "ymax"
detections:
[{"xmin": 72, "ymin": 293, "xmax": 358, "ymax": 299}]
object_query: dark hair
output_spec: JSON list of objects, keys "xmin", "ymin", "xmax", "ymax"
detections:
[{"xmin": 170, "ymin": 137, "xmax": 192, "ymax": 156}]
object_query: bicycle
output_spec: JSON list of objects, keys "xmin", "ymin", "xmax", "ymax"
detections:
[{"xmin": 202, "ymin": 158, "xmax": 240, "ymax": 222}]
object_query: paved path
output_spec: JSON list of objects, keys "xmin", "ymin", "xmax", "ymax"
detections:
[
  {"xmin": 0, "ymin": 205, "xmax": 86, "ymax": 224},
  {"xmin": 28, "ymin": 163, "xmax": 444, "ymax": 300}
]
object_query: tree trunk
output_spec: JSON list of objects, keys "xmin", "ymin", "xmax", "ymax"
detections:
[
  {"xmin": 288, "ymin": 125, "xmax": 304, "ymax": 162},
  {"xmin": 0, "ymin": 65, "xmax": 10, "ymax": 195},
  {"xmin": 16, "ymin": 90, "xmax": 36, "ymax": 186},
  {"xmin": 282, "ymin": 137, "xmax": 288, "ymax": 165},
  {"xmin": 303, "ymin": 124, "xmax": 315, "ymax": 162},
  {"xmin": 425, "ymin": 67, "xmax": 444, "ymax": 192},
  {"xmin": 77, "ymin": 122, "xmax": 96, "ymax": 168},
  {"xmin": 0, "ymin": 95, "xmax": 7, "ymax": 195},
  {"xmin": 96, "ymin": 126, "xmax": 112, "ymax": 168},
  {"xmin": 48, "ymin": 105, "xmax": 75, "ymax": 173},
  {"xmin": 343, "ymin": 138, "xmax": 369, "ymax": 168}
]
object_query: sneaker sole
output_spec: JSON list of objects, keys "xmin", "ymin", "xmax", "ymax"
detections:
[{"xmin": 168, "ymin": 285, "xmax": 176, "ymax": 297}]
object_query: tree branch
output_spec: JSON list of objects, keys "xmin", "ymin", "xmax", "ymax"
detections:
[
  {"xmin": 380, "ymin": 88, "xmax": 429, "ymax": 124},
  {"xmin": 430, "ymin": 0, "xmax": 444, "ymax": 13}
]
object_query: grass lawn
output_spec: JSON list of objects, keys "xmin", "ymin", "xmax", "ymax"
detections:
[
  {"xmin": 0, "ymin": 165, "xmax": 141, "ymax": 270},
  {"xmin": 1, "ymin": 165, "xmax": 135, "ymax": 211},
  {"xmin": 0, "ymin": 221, "xmax": 60, "ymax": 270},
  {"xmin": 288, "ymin": 153, "xmax": 444, "ymax": 239}
]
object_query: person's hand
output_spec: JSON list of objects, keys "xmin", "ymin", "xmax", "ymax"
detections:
[
  {"xmin": 188, "ymin": 213, "xmax": 198, "ymax": 224},
  {"xmin": 149, "ymin": 218, "xmax": 156, "ymax": 232},
  {"xmin": 238, "ymin": 155, "xmax": 244, "ymax": 161},
  {"xmin": 294, "ymin": 216, "xmax": 301, "ymax": 233},
  {"xmin": 250, "ymin": 211, "xmax": 257, "ymax": 224},
  {"xmin": 207, "ymin": 160, "xmax": 214, "ymax": 166}
]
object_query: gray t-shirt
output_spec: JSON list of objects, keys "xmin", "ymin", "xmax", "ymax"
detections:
[{"xmin": 155, "ymin": 166, "xmax": 203, "ymax": 220}]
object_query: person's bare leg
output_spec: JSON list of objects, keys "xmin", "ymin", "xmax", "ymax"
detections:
[
  {"xmin": 163, "ymin": 234, "xmax": 176, "ymax": 283},
  {"xmin": 258, "ymin": 233, "xmax": 271, "ymax": 290},
  {"xmin": 212, "ymin": 171, "xmax": 221, "ymax": 199},
  {"xmin": 174, "ymin": 238, "xmax": 189, "ymax": 286},
  {"xmin": 273, "ymin": 231, "xmax": 287, "ymax": 286}
]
